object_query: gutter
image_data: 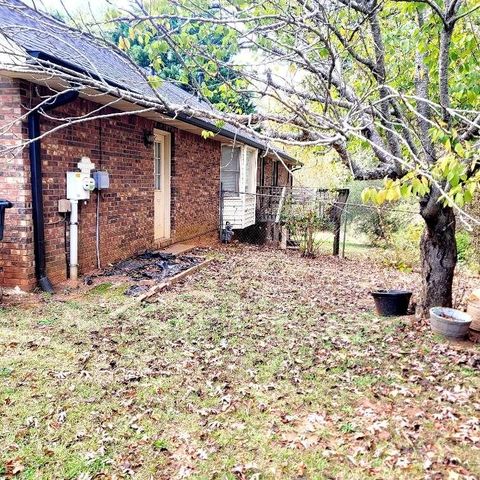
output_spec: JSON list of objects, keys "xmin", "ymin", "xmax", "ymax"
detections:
[
  {"xmin": 27, "ymin": 51, "xmax": 298, "ymax": 164},
  {"xmin": 173, "ymin": 113, "xmax": 299, "ymax": 164},
  {"xmin": 28, "ymin": 89, "xmax": 79, "ymax": 292}
]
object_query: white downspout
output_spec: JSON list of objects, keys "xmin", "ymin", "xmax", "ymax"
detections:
[{"xmin": 69, "ymin": 199, "xmax": 79, "ymax": 281}]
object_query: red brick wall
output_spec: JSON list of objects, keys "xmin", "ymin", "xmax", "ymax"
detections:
[
  {"xmin": 277, "ymin": 160, "xmax": 291, "ymax": 186},
  {"xmin": 257, "ymin": 156, "xmax": 292, "ymax": 187},
  {"xmin": 0, "ymin": 77, "xmax": 35, "ymax": 290},
  {"xmin": 171, "ymin": 129, "xmax": 220, "ymax": 241},
  {"xmin": 0, "ymin": 78, "xmax": 221, "ymax": 288},
  {"xmin": 39, "ymin": 98, "xmax": 158, "ymax": 283}
]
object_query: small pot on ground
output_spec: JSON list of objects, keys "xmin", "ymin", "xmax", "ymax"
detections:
[
  {"xmin": 371, "ymin": 290, "xmax": 412, "ymax": 316},
  {"xmin": 429, "ymin": 307, "xmax": 472, "ymax": 339}
]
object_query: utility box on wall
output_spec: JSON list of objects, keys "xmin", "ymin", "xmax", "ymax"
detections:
[
  {"xmin": 93, "ymin": 171, "xmax": 110, "ymax": 190},
  {"xmin": 66, "ymin": 172, "xmax": 95, "ymax": 200},
  {"xmin": 66, "ymin": 157, "xmax": 96, "ymax": 201}
]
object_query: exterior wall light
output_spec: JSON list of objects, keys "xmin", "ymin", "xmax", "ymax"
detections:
[{"xmin": 144, "ymin": 130, "xmax": 155, "ymax": 147}]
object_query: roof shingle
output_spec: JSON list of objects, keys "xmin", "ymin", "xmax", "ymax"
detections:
[{"xmin": 0, "ymin": 0, "xmax": 296, "ymax": 161}]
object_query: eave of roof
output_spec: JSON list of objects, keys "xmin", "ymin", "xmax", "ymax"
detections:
[{"xmin": 26, "ymin": 51, "xmax": 298, "ymax": 164}]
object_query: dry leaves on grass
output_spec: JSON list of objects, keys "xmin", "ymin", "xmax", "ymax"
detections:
[{"xmin": 1, "ymin": 246, "xmax": 479, "ymax": 479}]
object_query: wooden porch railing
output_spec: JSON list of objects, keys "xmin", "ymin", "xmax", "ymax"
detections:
[{"xmin": 256, "ymin": 186, "xmax": 292, "ymax": 222}]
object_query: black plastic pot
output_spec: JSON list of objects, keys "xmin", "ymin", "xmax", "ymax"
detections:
[{"xmin": 371, "ymin": 290, "xmax": 412, "ymax": 316}]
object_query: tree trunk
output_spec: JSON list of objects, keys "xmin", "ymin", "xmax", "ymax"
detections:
[{"xmin": 419, "ymin": 204, "xmax": 457, "ymax": 317}]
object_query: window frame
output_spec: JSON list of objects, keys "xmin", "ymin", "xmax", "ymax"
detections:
[
  {"xmin": 244, "ymin": 147, "xmax": 258, "ymax": 195},
  {"xmin": 220, "ymin": 144, "xmax": 241, "ymax": 197},
  {"xmin": 272, "ymin": 161, "xmax": 279, "ymax": 187},
  {"xmin": 259, "ymin": 155, "xmax": 266, "ymax": 187},
  {"xmin": 154, "ymin": 139, "xmax": 163, "ymax": 191}
]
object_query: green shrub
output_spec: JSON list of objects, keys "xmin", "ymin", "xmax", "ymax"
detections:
[
  {"xmin": 354, "ymin": 204, "xmax": 417, "ymax": 248},
  {"xmin": 355, "ymin": 207, "xmax": 398, "ymax": 246},
  {"xmin": 456, "ymin": 231, "xmax": 472, "ymax": 263},
  {"xmin": 384, "ymin": 224, "xmax": 474, "ymax": 271},
  {"xmin": 347, "ymin": 180, "xmax": 421, "ymax": 249},
  {"xmin": 282, "ymin": 198, "xmax": 333, "ymax": 257},
  {"xmin": 344, "ymin": 179, "xmax": 383, "ymax": 223},
  {"xmin": 383, "ymin": 222, "xmax": 423, "ymax": 271}
]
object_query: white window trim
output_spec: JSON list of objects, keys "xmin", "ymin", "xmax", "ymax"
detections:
[
  {"xmin": 221, "ymin": 144, "xmax": 258, "ymax": 197},
  {"xmin": 153, "ymin": 128, "xmax": 171, "ymax": 240},
  {"xmin": 244, "ymin": 147, "xmax": 258, "ymax": 195},
  {"xmin": 154, "ymin": 139, "xmax": 163, "ymax": 191},
  {"xmin": 221, "ymin": 144, "xmax": 242, "ymax": 197}
]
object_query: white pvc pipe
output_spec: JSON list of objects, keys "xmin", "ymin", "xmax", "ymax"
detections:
[
  {"xmin": 95, "ymin": 191, "xmax": 101, "ymax": 269},
  {"xmin": 69, "ymin": 199, "xmax": 79, "ymax": 280}
]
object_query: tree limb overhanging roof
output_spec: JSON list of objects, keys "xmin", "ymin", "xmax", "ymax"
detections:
[{"xmin": 0, "ymin": 0, "xmax": 297, "ymax": 163}]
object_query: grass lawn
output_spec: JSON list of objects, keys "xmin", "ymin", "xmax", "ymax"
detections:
[
  {"xmin": 1, "ymin": 246, "xmax": 479, "ymax": 479},
  {"xmin": 295, "ymin": 230, "xmax": 379, "ymax": 258}
]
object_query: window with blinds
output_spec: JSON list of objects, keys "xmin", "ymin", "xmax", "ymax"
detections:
[{"xmin": 221, "ymin": 145, "xmax": 241, "ymax": 196}]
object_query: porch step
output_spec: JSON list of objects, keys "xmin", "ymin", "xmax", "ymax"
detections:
[{"xmin": 160, "ymin": 242, "xmax": 197, "ymax": 256}]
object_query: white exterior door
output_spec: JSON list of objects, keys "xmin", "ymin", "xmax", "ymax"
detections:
[{"xmin": 153, "ymin": 130, "xmax": 171, "ymax": 241}]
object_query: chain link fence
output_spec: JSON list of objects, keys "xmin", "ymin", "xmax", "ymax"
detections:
[
  {"xmin": 219, "ymin": 186, "xmax": 351, "ymax": 257},
  {"xmin": 218, "ymin": 184, "xmax": 433, "ymax": 267}
]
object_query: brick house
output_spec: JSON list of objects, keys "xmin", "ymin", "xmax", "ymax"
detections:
[{"xmin": 0, "ymin": 0, "xmax": 295, "ymax": 291}]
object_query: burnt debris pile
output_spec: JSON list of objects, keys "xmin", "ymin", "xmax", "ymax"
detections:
[{"xmin": 103, "ymin": 251, "xmax": 203, "ymax": 282}]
